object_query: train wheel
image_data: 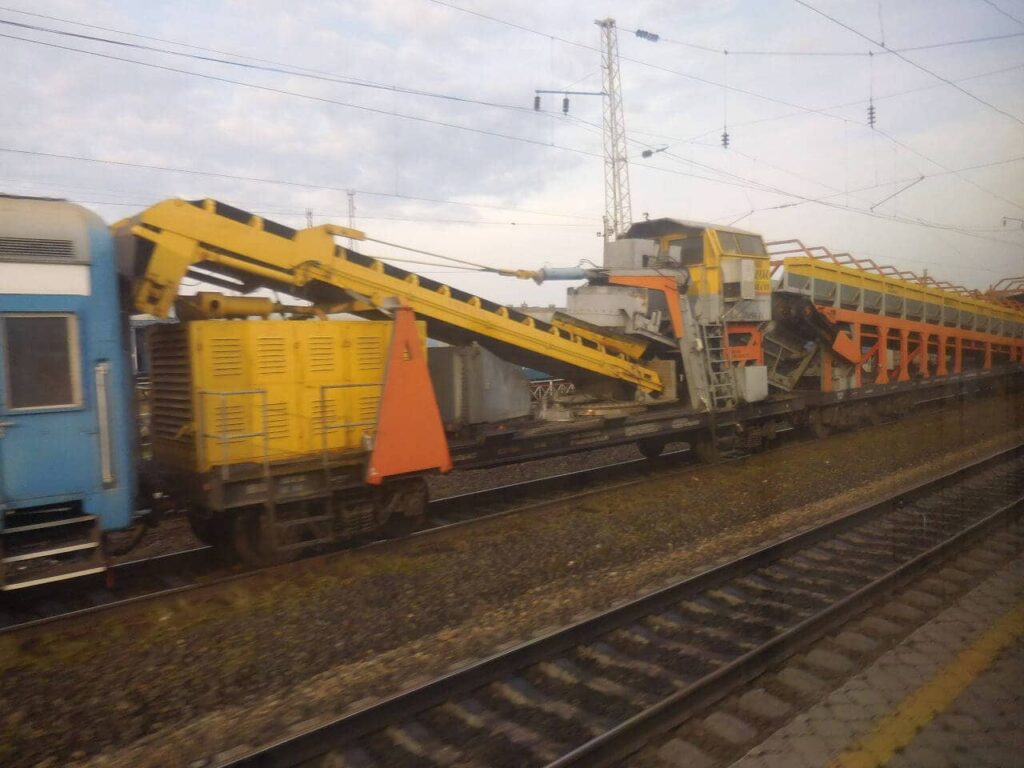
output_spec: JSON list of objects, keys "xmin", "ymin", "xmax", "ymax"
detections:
[
  {"xmin": 866, "ymin": 403, "xmax": 883, "ymax": 427},
  {"xmin": 378, "ymin": 478, "xmax": 429, "ymax": 537},
  {"xmin": 692, "ymin": 431, "xmax": 720, "ymax": 463},
  {"xmin": 231, "ymin": 507, "xmax": 300, "ymax": 567},
  {"xmin": 807, "ymin": 409, "xmax": 832, "ymax": 439},
  {"xmin": 188, "ymin": 511, "xmax": 234, "ymax": 559},
  {"xmin": 187, "ymin": 512, "xmax": 217, "ymax": 545},
  {"xmin": 637, "ymin": 437, "xmax": 667, "ymax": 459}
]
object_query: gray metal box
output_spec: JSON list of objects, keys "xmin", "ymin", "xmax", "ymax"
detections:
[
  {"xmin": 603, "ymin": 238, "xmax": 657, "ymax": 270},
  {"xmin": 736, "ymin": 365, "xmax": 768, "ymax": 403},
  {"xmin": 428, "ymin": 343, "xmax": 533, "ymax": 428}
]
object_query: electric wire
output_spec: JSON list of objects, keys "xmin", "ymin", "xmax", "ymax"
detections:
[
  {"xmin": 0, "ymin": 17, "xmax": 540, "ymax": 116},
  {"xmin": 979, "ymin": 0, "xmax": 1024, "ymax": 27},
  {"xmin": 3, "ymin": 15, "xmax": 1021, "ymax": 244},
  {"xmin": 426, "ymin": 0, "xmax": 1024, "ymax": 212},
  {"xmin": 0, "ymin": 147, "xmax": 600, "ymax": 222},
  {"xmin": 5, "ymin": 142, "xmax": 1019, "ymax": 247},
  {"xmin": 8, "ymin": 6, "xmax": 1018, "ymax": 206},
  {"xmin": 792, "ymin": 0, "xmax": 1024, "ymax": 127},
  {"xmin": 620, "ymin": 28, "xmax": 1024, "ymax": 57}
]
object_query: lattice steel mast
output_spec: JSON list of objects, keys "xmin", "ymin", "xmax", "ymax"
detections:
[{"xmin": 596, "ymin": 18, "xmax": 632, "ymax": 240}]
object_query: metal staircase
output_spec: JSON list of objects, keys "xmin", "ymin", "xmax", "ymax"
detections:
[
  {"xmin": 700, "ymin": 323, "xmax": 739, "ymax": 410},
  {"xmin": 0, "ymin": 504, "xmax": 105, "ymax": 590}
]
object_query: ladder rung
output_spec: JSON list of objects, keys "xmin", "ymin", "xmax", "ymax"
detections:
[
  {"xmin": 276, "ymin": 514, "xmax": 333, "ymax": 530},
  {"xmin": 276, "ymin": 536, "xmax": 334, "ymax": 552},
  {"xmin": 3, "ymin": 541, "xmax": 98, "ymax": 563}
]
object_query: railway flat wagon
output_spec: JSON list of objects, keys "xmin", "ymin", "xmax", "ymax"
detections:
[{"xmin": 0, "ymin": 196, "xmax": 135, "ymax": 589}]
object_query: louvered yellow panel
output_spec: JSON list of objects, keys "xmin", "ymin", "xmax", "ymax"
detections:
[
  {"xmin": 248, "ymin": 323, "xmax": 301, "ymax": 461},
  {"xmin": 191, "ymin": 322, "xmax": 295, "ymax": 469},
  {"xmin": 192, "ymin": 324, "xmax": 258, "ymax": 468},
  {"xmin": 302, "ymin": 322, "xmax": 350, "ymax": 453},
  {"xmin": 180, "ymin": 319, "xmax": 424, "ymax": 471}
]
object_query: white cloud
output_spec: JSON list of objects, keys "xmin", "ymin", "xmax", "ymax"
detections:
[{"xmin": 0, "ymin": 0, "xmax": 1020, "ymax": 305}]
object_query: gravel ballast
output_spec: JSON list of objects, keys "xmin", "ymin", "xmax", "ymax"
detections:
[{"xmin": 1, "ymin": 393, "xmax": 1022, "ymax": 767}]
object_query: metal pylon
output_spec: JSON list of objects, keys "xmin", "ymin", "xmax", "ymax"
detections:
[{"xmin": 596, "ymin": 18, "xmax": 631, "ymax": 240}]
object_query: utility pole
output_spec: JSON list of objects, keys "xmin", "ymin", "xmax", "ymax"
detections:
[{"xmin": 596, "ymin": 18, "xmax": 632, "ymax": 240}]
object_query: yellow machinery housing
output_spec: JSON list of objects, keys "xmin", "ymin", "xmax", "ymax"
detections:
[
  {"xmin": 149, "ymin": 319, "xmax": 426, "ymax": 474},
  {"xmin": 781, "ymin": 256, "xmax": 1024, "ymax": 335}
]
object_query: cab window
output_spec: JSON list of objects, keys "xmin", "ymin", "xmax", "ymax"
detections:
[
  {"xmin": 669, "ymin": 236, "xmax": 703, "ymax": 266},
  {"xmin": 716, "ymin": 230, "xmax": 767, "ymax": 256}
]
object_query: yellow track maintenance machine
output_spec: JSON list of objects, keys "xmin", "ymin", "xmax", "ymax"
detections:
[{"xmin": 115, "ymin": 199, "xmax": 1024, "ymax": 564}]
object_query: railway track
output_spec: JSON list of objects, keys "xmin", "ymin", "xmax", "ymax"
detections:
[
  {"xmin": 0, "ymin": 449, "xmax": 693, "ymax": 633},
  {"xmin": 219, "ymin": 444, "xmax": 1024, "ymax": 768},
  {"xmin": 0, "ymin": 392, "xmax": 988, "ymax": 634}
]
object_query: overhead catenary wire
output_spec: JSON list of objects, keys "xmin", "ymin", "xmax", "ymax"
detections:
[
  {"xmin": 0, "ymin": 31, "xmax": 605, "ymax": 156},
  {"xmin": 425, "ymin": 0, "xmax": 1024, "ymax": 215},
  {"xmin": 3, "ymin": 19, "xmax": 1021, "ymax": 245},
  {"xmin": 5, "ymin": 24, "xmax": 1021, "ymax": 233},
  {"xmin": 0, "ymin": 31, "xmax": 947, "ymax": 220},
  {"xmin": 7, "ymin": 4, "xmax": 1018, "ymax": 215},
  {"xmin": 0, "ymin": 17, "xmax": 541, "ymax": 117},
  {"xmin": 620, "ymin": 26, "xmax": 1023, "ymax": 57},
  {"xmin": 4, "ymin": 26, "xmax": 1022, "ymax": 245},
  {"xmin": 362, "ymin": 236, "xmax": 517, "ymax": 273},
  {"xmin": 980, "ymin": 0, "xmax": 1024, "ymax": 27},
  {"xmin": 0, "ymin": 147, "xmax": 600, "ymax": 222},
  {"xmin": 5, "ymin": 141, "xmax": 1021, "ymax": 248},
  {"xmin": 17, "ymin": 6, "xmax": 1011, "ymax": 217},
  {"xmin": 792, "ymin": 0, "xmax": 1024, "ymax": 128}
]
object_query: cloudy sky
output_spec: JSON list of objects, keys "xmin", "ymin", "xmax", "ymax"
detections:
[{"xmin": 1, "ymin": 0, "xmax": 1022, "ymax": 305}]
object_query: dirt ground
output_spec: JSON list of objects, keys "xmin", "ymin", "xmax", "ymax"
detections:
[{"xmin": 1, "ymin": 393, "xmax": 1022, "ymax": 768}]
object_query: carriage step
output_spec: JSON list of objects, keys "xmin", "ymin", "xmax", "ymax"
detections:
[
  {"xmin": 2, "ymin": 565, "xmax": 107, "ymax": 591},
  {"xmin": 2, "ymin": 508, "xmax": 104, "ymax": 591},
  {"xmin": 3, "ymin": 541, "xmax": 98, "ymax": 564},
  {"xmin": 1, "ymin": 515, "xmax": 95, "ymax": 535}
]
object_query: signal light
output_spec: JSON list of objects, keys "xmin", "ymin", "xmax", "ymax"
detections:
[
  {"xmin": 534, "ymin": 95, "xmax": 541, "ymax": 111},
  {"xmin": 562, "ymin": 96, "xmax": 570, "ymax": 114}
]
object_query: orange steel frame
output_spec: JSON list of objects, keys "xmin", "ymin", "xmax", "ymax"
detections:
[
  {"xmin": 723, "ymin": 322, "xmax": 765, "ymax": 366},
  {"xmin": 815, "ymin": 304, "xmax": 1023, "ymax": 393}
]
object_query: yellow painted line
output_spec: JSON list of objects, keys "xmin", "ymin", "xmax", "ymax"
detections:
[{"xmin": 829, "ymin": 601, "xmax": 1024, "ymax": 768}]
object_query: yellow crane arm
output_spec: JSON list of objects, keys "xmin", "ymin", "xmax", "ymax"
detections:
[{"xmin": 115, "ymin": 198, "xmax": 662, "ymax": 393}]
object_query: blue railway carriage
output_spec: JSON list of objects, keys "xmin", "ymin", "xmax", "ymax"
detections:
[{"xmin": 0, "ymin": 195, "xmax": 135, "ymax": 589}]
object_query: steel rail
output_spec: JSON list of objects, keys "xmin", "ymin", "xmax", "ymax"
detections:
[
  {"xmin": 0, "ymin": 449, "xmax": 693, "ymax": 635},
  {"xmin": 551, "ymin": 459, "xmax": 1023, "ymax": 765},
  {"xmin": 218, "ymin": 442, "xmax": 1023, "ymax": 768},
  {"xmin": 1, "ymin": 381, "xmax": 1005, "ymax": 633}
]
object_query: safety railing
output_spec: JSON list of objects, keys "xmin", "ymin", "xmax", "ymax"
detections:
[
  {"xmin": 196, "ymin": 389, "xmax": 270, "ymax": 480},
  {"xmin": 317, "ymin": 383, "xmax": 382, "ymax": 465},
  {"xmin": 529, "ymin": 378, "xmax": 576, "ymax": 401}
]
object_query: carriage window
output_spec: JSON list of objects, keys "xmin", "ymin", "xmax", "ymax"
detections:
[{"xmin": 3, "ymin": 314, "xmax": 81, "ymax": 410}]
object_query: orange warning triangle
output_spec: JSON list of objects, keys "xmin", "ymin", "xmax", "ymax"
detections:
[{"xmin": 366, "ymin": 306, "xmax": 453, "ymax": 484}]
